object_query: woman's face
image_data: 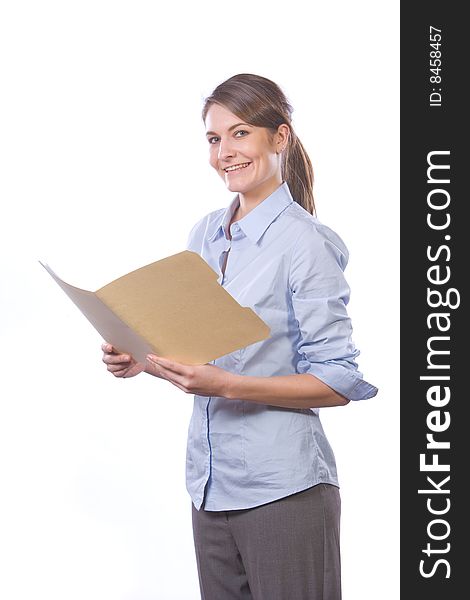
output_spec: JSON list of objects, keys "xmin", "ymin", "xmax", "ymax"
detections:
[{"xmin": 205, "ymin": 103, "xmax": 286, "ymax": 198}]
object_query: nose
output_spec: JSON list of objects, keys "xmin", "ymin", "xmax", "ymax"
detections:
[{"xmin": 217, "ymin": 136, "xmax": 235, "ymax": 161}]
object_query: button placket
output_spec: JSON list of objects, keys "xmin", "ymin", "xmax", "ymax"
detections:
[
  {"xmin": 220, "ymin": 223, "xmax": 244, "ymax": 285},
  {"xmin": 219, "ymin": 241, "xmax": 232, "ymax": 286}
]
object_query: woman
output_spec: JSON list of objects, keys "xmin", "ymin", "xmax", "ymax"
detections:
[{"xmin": 102, "ymin": 73, "xmax": 378, "ymax": 600}]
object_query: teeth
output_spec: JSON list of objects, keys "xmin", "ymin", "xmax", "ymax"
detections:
[{"xmin": 225, "ymin": 162, "xmax": 250, "ymax": 172}]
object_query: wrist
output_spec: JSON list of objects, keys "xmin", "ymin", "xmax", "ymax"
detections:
[{"xmin": 224, "ymin": 372, "xmax": 242, "ymax": 400}]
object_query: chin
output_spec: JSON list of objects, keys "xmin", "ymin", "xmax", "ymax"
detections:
[
  {"xmin": 225, "ymin": 182, "xmax": 243, "ymax": 192},
  {"xmin": 227, "ymin": 183, "xmax": 252, "ymax": 194},
  {"xmin": 220, "ymin": 178, "xmax": 241, "ymax": 193},
  {"xmin": 223, "ymin": 177, "xmax": 254, "ymax": 193}
]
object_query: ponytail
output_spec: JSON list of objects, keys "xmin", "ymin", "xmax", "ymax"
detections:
[{"xmin": 282, "ymin": 131, "xmax": 315, "ymax": 216}]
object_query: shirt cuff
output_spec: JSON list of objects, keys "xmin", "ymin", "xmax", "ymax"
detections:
[{"xmin": 297, "ymin": 359, "xmax": 379, "ymax": 401}]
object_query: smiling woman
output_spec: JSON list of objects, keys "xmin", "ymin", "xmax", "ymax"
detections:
[
  {"xmin": 205, "ymin": 104, "xmax": 289, "ymax": 216},
  {"xmin": 203, "ymin": 74, "xmax": 314, "ymax": 219},
  {"xmin": 101, "ymin": 73, "xmax": 378, "ymax": 600}
]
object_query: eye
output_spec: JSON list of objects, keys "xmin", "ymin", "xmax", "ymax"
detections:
[
  {"xmin": 208, "ymin": 136, "xmax": 219, "ymax": 144},
  {"xmin": 234, "ymin": 129, "xmax": 248, "ymax": 137}
]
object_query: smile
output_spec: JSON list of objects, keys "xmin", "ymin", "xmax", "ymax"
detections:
[{"xmin": 224, "ymin": 162, "xmax": 251, "ymax": 173}]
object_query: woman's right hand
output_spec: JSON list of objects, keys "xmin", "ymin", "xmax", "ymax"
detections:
[{"xmin": 101, "ymin": 343, "xmax": 146, "ymax": 378}]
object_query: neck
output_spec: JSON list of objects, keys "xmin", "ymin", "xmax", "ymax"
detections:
[{"xmin": 236, "ymin": 176, "xmax": 283, "ymax": 219}]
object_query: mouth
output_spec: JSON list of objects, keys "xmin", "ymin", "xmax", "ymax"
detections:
[{"xmin": 223, "ymin": 162, "xmax": 252, "ymax": 174}]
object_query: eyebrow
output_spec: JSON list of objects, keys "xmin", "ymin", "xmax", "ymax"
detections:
[{"xmin": 205, "ymin": 122, "xmax": 252, "ymax": 137}]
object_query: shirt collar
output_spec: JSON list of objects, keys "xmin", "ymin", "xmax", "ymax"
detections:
[{"xmin": 208, "ymin": 181, "xmax": 294, "ymax": 245}]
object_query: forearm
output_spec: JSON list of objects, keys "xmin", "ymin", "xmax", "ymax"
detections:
[{"xmin": 225, "ymin": 373, "xmax": 350, "ymax": 409}]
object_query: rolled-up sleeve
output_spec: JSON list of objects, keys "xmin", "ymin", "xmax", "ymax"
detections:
[{"xmin": 289, "ymin": 223, "xmax": 378, "ymax": 401}]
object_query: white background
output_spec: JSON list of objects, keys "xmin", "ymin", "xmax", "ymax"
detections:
[{"xmin": 0, "ymin": 1, "xmax": 399, "ymax": 598}]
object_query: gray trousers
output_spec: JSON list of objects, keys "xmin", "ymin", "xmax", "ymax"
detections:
[{"xmin": 191, "ymin": 483, "xmax": 341, "ymax": 600}]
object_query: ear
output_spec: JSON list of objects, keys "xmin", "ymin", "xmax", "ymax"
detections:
[{"xmin": 275, "ymin": 123, "xmax": 290, "ymax": 151}]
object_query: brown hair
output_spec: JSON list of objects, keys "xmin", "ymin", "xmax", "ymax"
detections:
[{"xmin": 202, "ymin": 73, "xmax": 315, "ymax": 216}]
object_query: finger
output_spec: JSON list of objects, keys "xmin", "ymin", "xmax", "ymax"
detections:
[
  {"xmin": 105, "ymin": 360, "xmax": 131, "ymax": 372},
  {"xmin": 103, "ymin": 353, "xmax": 131, "ymax": 365},
  {"xmin": 168, "ymin": 380, "xmax": 191, "ymax": 393},
  {"xmin": 145, "ymin": 360, "xmax": 168, "ymax": 380},
  {"xmin": 101, "ymin": 342, "xmax": 115, "ymax": 353},
  {"xmin": 149, "ymin": 366, "xmax": 189, "ymax": 392},
  {"xmin": 151, "ymin": 364, "xmax": 189, "ymax": 389},
  {"xmin": 145, "ymin": 358, "xmax": 171, "ymax": 378},
  {"xmin": 107, "ymin": 363, "xmax": 130, "ymax": 373},
  {"xmin": 112, "ymin": 368, "xmax": 129, "ymax": 377},
  {"xmin": 146, "ymin": 355, "xmax": 188, "ymax": 375}
]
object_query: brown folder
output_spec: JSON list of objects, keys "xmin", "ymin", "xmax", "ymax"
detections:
[{"xmin": 40, "ymin": 250, "xmax": 270, "ymax": 364}]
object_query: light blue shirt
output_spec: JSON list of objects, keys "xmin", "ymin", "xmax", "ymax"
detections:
[{"xmin": 185, "ymin": 181, "xmax": 378, "ymax": 511}]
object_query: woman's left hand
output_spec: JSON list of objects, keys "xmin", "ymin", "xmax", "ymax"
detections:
[{"xmin": 146, "ymin": 355, "xmax": 234, "ymax": 397}]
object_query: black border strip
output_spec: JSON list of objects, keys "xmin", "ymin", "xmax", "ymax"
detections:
[{"xmin": 401, "ymin": 3, "xmax": 465, "ymax": 596}]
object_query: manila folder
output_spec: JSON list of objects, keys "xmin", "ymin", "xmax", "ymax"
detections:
[{"xmin": 40, "ymin": 250, "xmax": 271, "ymax": 364}]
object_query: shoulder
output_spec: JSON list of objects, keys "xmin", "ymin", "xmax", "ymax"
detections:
[
  {"xmin": 284, "ymin": 202, "xmax": 349, "ymax": 270},
  {"xmin": 186, "ymin": 207, "xmax": 226, "ymax": 248},
  {"xmin": 188, "ymin": 206, "xmax": 225, "ymax": 235}
]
